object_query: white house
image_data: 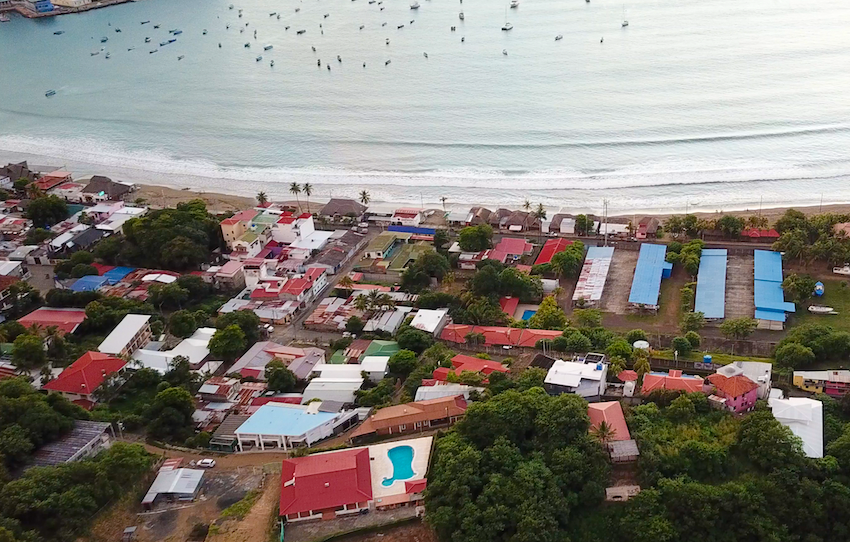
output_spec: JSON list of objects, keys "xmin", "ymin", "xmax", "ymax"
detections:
[
  {"xmin": 133, "ymin": 328, "xmax": 216, "ymax": 373},
  {"xmin": 301, "ymin": 378, "xmax": 364, "ymax": 405},
  {"xmin": 311, "ymin": 356, "xmax": 388, "ymax": 384},
  {"xmin": 409, "ymin": 308, "xmax": 450, "ymax": 336},
  {"xmin": 98, "ymin": 314, "xmax": 152, "ymax": 358},
  {"xmin": 768, "ymin": 397, "xmax": 823, "ymax": 458},
  {"xmin": 233, "ymin": 401, "xmax": 360, "ymax": 451},
  {"xmin": 392, "ymin": 208, "xmax": 422, "ymax": 227},
  {"xmin": 544, "ymin": 359, "xmax": 608, "ymax": 400}
]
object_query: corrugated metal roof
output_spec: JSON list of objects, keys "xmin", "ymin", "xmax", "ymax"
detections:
[
  {"xmin": 695, "ymin": 249, "xmax": 727, "ymax": 319},
  {"xmin": 628, "ymin": 244, "xmax": 673, "ymax": 306}
]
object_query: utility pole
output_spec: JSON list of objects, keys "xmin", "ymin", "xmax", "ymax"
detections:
[{"xmin": 603, "ymin": 199, "xmax": 609, "ymax": 247}]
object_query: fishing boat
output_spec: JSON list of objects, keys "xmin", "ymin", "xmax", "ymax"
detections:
[
  {"xmin": 501, "ymin": 22, "xmax": 512, "ymax": 30},
  {"xmin": 128, "ymin": 47, "xmax": 135, "ymax": 51},
  {"xmin": 105, "ymin": 52, "xmax": 111, "ymax": 59},
  {"xmin": 510, "ymin": 0, "xmax": 519, "ymax": 7},
  {"xmin": 0, "ymin": 14, "xmax": 11, "ymax": 23},
  {"xmin": 385, "ymin": 59, "xmax": 391, "ymax": 65},
  {"xmin": 808, "ymin": 305, "xmax": 838, "ymax": 315},
  {"xmin": 270, "ymin": 60, "xmax": 274, "ymax": 66},
  {"xmin": 502, "ymin": 49, "xmax": 507, "ymax": 55},
  {"xmin": 54, "ymin": 30, "xmax": 65, "ymax": 35},
  {"xmin": 359, "ymin": 25, "xmax": 364, "ymax": 29},
  {"xmin": 100, "ymin": 37, "xmax": 108, "ymax": 43},
  {"xmin": 141, "ymin": 20, "xmax": 150, "ymax": 24},
  {"xmin": 160, "ymin": 41, "xmax": 168, "ymax": 46},
  {"xmin": 45, "ymin": 90, "xmax": 56, "ymax": 97},
  {"xmin": 264, "ymin": 44, "xmax": 273, "ymax": 50},
  {"xmin": 154, "ymin": 24, "xmax": 160, "ymax": 28},
  {"xmin": 150, "ymin": 49, "xmax": 158, "ymax": 53},
  {"xmin": 145, "ymin": 37, "xmax": 151, "ymax": 42},
  {"xmin": 398, "ymin": 24, "xmax": 404, "ymax": 28},
  {"xmin": 173, "ymin": 30, "xmax": 182, "ymax": 35},
  {"xmin": 834, "ymin": 265, "xmax": 850, "ymax": 276},
  {"xmin": 244, "ymin": 42, "xmax": 250, "ymax": 47},
  {"xmin": 555, "ymin": 34, "xmax": 562, "ymax": 40},
  {"xmin": 168, "ymin": 38, "xmax": 177, "ymax": 43},
  {"xmin": 621, "ymin": 5, "xmax": 628, "ymax": 27},
  {"xmin": 115, "ymin": 28, "xmax": 121, "ymax": 32},
  {"xmin": 458, "ymin": 11, "xmax": 464, "ymax": 20},
  {"xmin": 202, "ymin": 29, "xmax": 207, "ymax": 35},
  {"xmin": 91, "ymin": 50, "xmax": 100, "ymax": 56},
  {"xmin": 256, "ymin": 55, "xmax": 263, "ymax": 61},
  {"xmin": 178, "ymin": 55, "xmax": 184, "ymax": 60},
  {"xmin": 297, "ymin": 29, "xmax": 306, "ymax": 34},
  {"xmin": 269, "ymin": 12, "xmax": 276, "ymax": 16},
  {"xmin": 228, "ymin": 4, "xmax": 233, "ymax": 9},
  {"xmin": 410, "ymin": 1, "xmax": 420, "ymax": 8}
]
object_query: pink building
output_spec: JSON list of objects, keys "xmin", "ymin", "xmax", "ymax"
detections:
[{"xmin": 705, "ymin": 374, "xmax": 759, "ymax": 413}]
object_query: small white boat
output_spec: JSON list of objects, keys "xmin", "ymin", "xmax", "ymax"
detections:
[
  {"xmin": 502, "ymin": 22, "xmax": 513, "ymax": 30},
  {"xmin": 622, "ymin": 5, "xmax": 628, "ymax": 27},
  {"xmin": 808, "ymin": 305, "xmax": 838, "ymax": 315},
  {"xmin": 264, "ymin": 44, "xmax": 273, "ymax": 50},
  {"xmin": 45, "ymin": 90, "xmax": 56, "ymax": 97},
  {"xmin": 178, "ymin": 55, "xmax": 184, "ymax": 60},
  {"xmin": 555, "ymin": 34, "xmax": 563, "ymax": 41},
  {"xmin": 410, "ymin": 1, "xmax": 420, "ymax": 8},
  {"xmin": 202, "ymin": 29, "xmax": 207, "ymax": 35},
  {"xmin": 834, "ymin": 265, "xmax": 850, "ymax": 276},
  {"xmin": 0, "ymin": 14, "xmax": 11, "ymax": 22},
  {"xmin": 459, "ymin": 11, "xmax": 464, "ymax": 20},
  {"xmin": 502, "ymin": 49, "xmax": 507, "ymax": 55},
  {"xmin": 270, "ymin": 60, "xmax": 274, "ymax": 66},
  {"xmin": 510, "ymin": 0, "xmax": 519, "ymax": 7},
  {"xmin": 256, "ymin": 55, "xmax": 263, "ymax": 61},
  {"xmin": 91, "ymin": 51, "xmax": 100, "ymax": 56},
  {"xmin": 228, "ymin": 4, "xmax": 234, "ymax": 9},
  {"xmin": 105, "ymin": 52, "xmax": 111, "ymax": 59}
]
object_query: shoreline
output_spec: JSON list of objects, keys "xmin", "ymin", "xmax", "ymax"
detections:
[{"xmin": 133, "ymin": 181, "xmax": 850, "ymax": 223}]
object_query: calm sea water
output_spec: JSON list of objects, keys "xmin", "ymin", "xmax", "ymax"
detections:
[{"xmin": 1, "ymin": 0, "xmax": 850, "ymax": 213}]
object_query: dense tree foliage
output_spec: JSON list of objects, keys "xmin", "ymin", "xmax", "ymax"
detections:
[
  {"xmin": 26, "ymin": 195, "xmax": 68, "ymax": 228},
  {"xmin": 527, "ymin": 296, "xmax": 567, "ymax": 330},
  {"xmin": 775, "ymin": 323, "xmax": 850, "ymax": 368},
  {"xmin": 426, "ymin": 389, "xmax": 609, "ymax": 542},
  {"xmin": 0, "ymin": 442, "xmax": 152, "ymax": 542},
  {"xmin": 469, "ymin": 261, "xmax": 543, "ymax": 303},
  {"xmin": 458, "ymin": 224, "xmax": 493, "ymax": 252},
  {"xmin": 781, "ymin": 273, "xmax": 817, "ymax": 305},
  {"xmin": 401, "ymin": 251, "xmax": 451, "ymax": 293},
  {"xmin": 396, "ymin": 328, "xmax": 434, "ymax": 353},
  {"xmin": 388, "ymin": 349, "xmax": 419, "ymax": 376},
  {"xmin": 116, "ymin": 200, "xmax": 223, "ymax": 270},
  {"xmin": 145, "ymin": 386, "xmax": 195, "ymax": 442},
  {"xmin": 216, "ymin": 310, "xmax": 261, "ymax": 344},
  {"xmin": 265, "ymin": 359, "xmax": 297, "ymax": 392},
  {"xmin": 208, "ymin": 324, "xmax": 247, "ymax": 362},
  {"xmin": 665, "ymin": 239, "xmax": 704, "ymax": 276},
  {"xmin": 0, "ymin": 378, "xmax": 88, "ymax": 470},
  {"xmin": 772, "ymin": 209, "xmax": 850, "ymax": 266}
]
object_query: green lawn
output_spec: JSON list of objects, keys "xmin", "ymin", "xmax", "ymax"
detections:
[{"xmin": 789, "ymin": 279, "xmax": 850, "ymax": 332}]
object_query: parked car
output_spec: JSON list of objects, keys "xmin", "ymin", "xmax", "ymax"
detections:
[{"xmin": 197, "ymin": 458, "xmax": 216, "ymax": 468}]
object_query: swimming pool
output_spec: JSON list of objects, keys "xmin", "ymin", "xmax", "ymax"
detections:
[
  {"xmin": 521, "ymin": 310, "xmax": 537, "ymax": 320},
  {"xmin": 381, "ymin": 445, "xmax": 415, "ymax": 487}
]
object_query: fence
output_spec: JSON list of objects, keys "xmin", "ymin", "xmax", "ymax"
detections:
[{"xmin": 357, "ymin": 272, "xmax": 403, "ymax": 284}]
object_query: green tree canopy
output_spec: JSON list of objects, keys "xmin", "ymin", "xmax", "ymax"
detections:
[
  {"xmin": 265, "ymin": 359, "xmax": 297, "ymax": 392},
  {"xmin": 457, "ymin": 224, "xmax": 493, "ymax": 252}
]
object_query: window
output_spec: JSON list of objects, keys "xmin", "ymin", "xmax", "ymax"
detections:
[{"xmin": 398, "ymin": 424, "xmax": 406, "ymax": 431}]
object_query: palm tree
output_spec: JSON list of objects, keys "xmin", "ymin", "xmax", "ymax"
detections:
[
  {"xmin": 303, "ymin": 183, "xmax": 313, "ymax": 213},
  {"xmin": 359, "ymin": 190, "xmax": 371, "ymax": 206},
  {"xmin": 257, "ymin": 191, "xmax": 268, "ymax": 205},
  {"xmin": 523, "ymin": 199, "xmax": 532, "ymax": 231},
  {"xmin": 376, "ymin": 292, "xmax": 395, "ymax": 311},
  {"xmin": 535, "ymin": 203, "xmax": 547, "ymax": 243},
  {"xmin": 634, "ymin": 355, "xmax": 651, "ymax": 377},
  {"xmin": 26, "ymin": 184, "xmax": 44, "ymax": 200},
  {"xmin": 354, "ymin": 294, "xmax": 370, "ymax": 312},
  {"xmin": 289, "ymin": 182, "xmax": 302, "ymax": 210},
  {"xmin": 591, "ymin": 420, "xmax": 617, "ymax": 447},
  {"xmin": 337, "ymin": 276, "xmax": 355, "ymax": 291}
]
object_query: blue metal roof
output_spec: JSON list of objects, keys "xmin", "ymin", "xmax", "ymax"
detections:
[
  {"xmin": 69, "ymin": 275, "xmax": 108, "ymax": 292},
  {"xmin": 754, "ymin": 250, "xmax": 795, "ymax": 320},
  {"xmin": 586, "ymin": 246, "xmax": 614, "ymax": 259},
  {"xmin": 388, "ymin": 225, "xmax": 436, "ymax": 235},
  {"xmin": 234, "ymin": 403, "xmax": 338, "ymax": 437},
  {"xmin": 103, "ymin": 267, "xmax": 135, "ymax": 285},
  {"xmin": 695, "ymin": 249, "xmax": 727, "ymax": 319},
  {"xmin": 629, "ymin": 244, "xmax": 673, "ymax": 306}
]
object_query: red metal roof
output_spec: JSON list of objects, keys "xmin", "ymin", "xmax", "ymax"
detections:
[
  {"xmin": 641, "ymin": 371, "xmax": 704, "ymax": 394},
  {"xmin": 0, "ymin": 366, "xmax": 17, "ymax": 380},
  {"xmin": 222, "ymin": 209, "xmax": 259, "ymax": 225},
  {"xmin": 280, "ymin": 448, "xmax": 373, "ymax": 516},
  {"xmin": 439, "ymin": 324, "xmax": 561, "ymax": 347},
  {"xmin": 92, "ymin": 263, "xmax": 115, "ymax": 276},
  {"xmin": 305, "ymin": 268, "xmax": 325, "ymax": 281},
  {"xmin": 588, "ymin": 401, "xmax": 631, "ymax": 441},
  {"xmin": 43, "ymin": 352, "xmax": 126, "ymax": 396},
  {"xmin": 499, "ymin": 296, "xmax": 519, "ymax": 317},
  {"xmin": 707, "ymin": 373, "xmax": 758, "ymax": 398},
  {"xmin": 494, "ymin": 237, "xmax": 533, "ymax": 256},
  {"xmin": 18, "ymin": 308, "xmax": 87, "ymax": 334},
  {"xmin": 534, "ymin": 238, "xmax": 574, "ymax": 266},
  {"xmin": 282, "ymin": 277, "xmax": 312, "ymax": 296},
  {"xmin": 405, "ymin": 479, "xmax": 427, "ymax": 494},
  {"xmin": 742, "ymin": 228, "xmax": 780, "ymax": 239},
  {"xmin": 250, "ymin": 396, "xmax": 303, "ymax": 406}
]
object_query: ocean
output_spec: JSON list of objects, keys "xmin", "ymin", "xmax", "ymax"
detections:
[{"xmin": 1, "ymin": 0, "xmax": 850, "ymax": 213}]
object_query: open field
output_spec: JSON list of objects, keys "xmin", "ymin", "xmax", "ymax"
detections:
[{"xmin": 790, "ymin": 279, "xmax": 850, "ymax": 332}]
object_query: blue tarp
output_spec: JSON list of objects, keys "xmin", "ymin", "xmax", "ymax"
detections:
[
  {"xmin": 754, "ymin": 249, "xmax": 795, "ymax": 322},
  {"xmin": 103, "ymin": 267, "xmax": 135, "ymax": 285},
  {"xmin": 629, "ymin": 244, "xmax": 673, "ymax": 306},
  {"xmin": 70, "ymin": 275, "xmax": 109, "ymax": 292},
  {"xmin": 388, "ymin": 225, "xmax": 437, "ymax": 236},
  {"xmin": 695, "ymin": 249, "xmax": 727, "ymax": 319}
]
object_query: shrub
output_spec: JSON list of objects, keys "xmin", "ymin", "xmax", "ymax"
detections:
[
  {"xmin": 671, "ymin": 336, "xmax": 693, "ymax": 356},
  {"xmin": 684, "ymin": 331, "xmax": 701, "ymax": 348}
]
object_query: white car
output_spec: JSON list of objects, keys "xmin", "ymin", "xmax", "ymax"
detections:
[{"xmin": 197, "ymin": 458, "xmax": 216, "ymax": 468}]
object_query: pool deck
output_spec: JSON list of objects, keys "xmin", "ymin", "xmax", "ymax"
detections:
[
  {"xmin": 368, "ymin": 436, "xmax": 433, "ymax": 499},
  {"xmin": 514, "ymin": 303, "xmax": 540, "ymax": 321}
]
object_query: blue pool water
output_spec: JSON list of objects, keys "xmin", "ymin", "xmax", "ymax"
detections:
[
  {"xmin": 521, "ymin": 310, "xmax": 537, "ymax": 321},
  {"xmin": 382, "ymin": 445, "xmax": 415, "ymax": 487}
]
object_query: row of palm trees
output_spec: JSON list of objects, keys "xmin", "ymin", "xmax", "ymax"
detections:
[{"xmin": 256, "ymin": 182, "xmax": 316, "ymax": 213}]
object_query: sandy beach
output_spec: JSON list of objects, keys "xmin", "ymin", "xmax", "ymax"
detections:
[{"xmin": 134, "ymin": 182, "xmax": 850, "ymax": 223}]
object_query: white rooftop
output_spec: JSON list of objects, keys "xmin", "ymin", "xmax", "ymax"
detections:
[
  {"xmin": 410, "ymin": 308, "xmax": 449, "ymax": 334},
  {"xmin": 142, "ymin": 468, "xmax": 204, "ymax": 504},
  {"xmin": 360, "ymin": 356, "xmax": 390, "ymax": 373},
  {"xmin": 544, "ymin": 359, "xmax": 606, "ymax": 387},
  {"xmin": 312, "ymin": 364, "xmax": 365, "ymax": 379},
  {"xmin": 769, "ymin": 397, "xmax": 823, "ymax": 458},
  {"xmin": 0, "ymin": 261, "xmax": 22, "ymax": 276},
  {"xmin": 133, "ymin": 327, "xmax": 216, "ymax": 373},
  {"xmin": 98, "ymin": 314, "xmax": 151, "ymax": 355},
  {"xmin": 289, "ymin": 230, "xmax": 334, "ymax": 251},
  {"xmin": 415, "ymin": 383, "xmax": 482, "ymax": 401}
]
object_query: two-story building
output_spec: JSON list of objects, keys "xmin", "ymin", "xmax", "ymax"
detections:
[
  {"xmin": 43, "ymin": 352, "xmax": 127, "ymax": 410},
  {"xmin": 705, "ymin": 373, "xmax": 759, "ymax": 413},
  {"xmin": 97, "ymin": 314, "xmax": 152, "ymax": 358}
]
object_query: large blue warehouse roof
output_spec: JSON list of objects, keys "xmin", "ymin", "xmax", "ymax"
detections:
[
  {"xmin": 754, "ymin": 250, "xmax": 795, "ymax": 322},
  {"xmin": 695, "ymin": 249, "xmax": 727, "ymax": 319},
  {"xmin": 629, "ymin": 244, "xmax": 673, "ymax": 307}
]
